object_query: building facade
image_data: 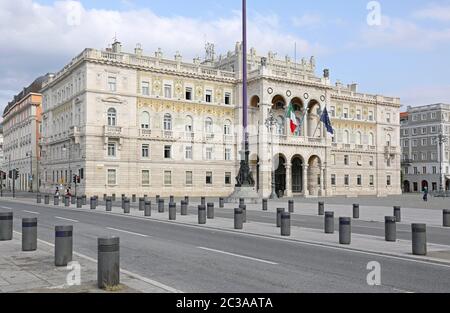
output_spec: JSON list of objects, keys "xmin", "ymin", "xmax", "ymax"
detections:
[
  {"xmin": 39, "ymin": 40, "xmax": 401, "ymax": 197},
  {"xmin": 400, "ymin": 104, "xmax": 450, "ymax": 193},
  {"xmin": 2, "ymin": 76, "xmax": 46, "ymax": 192}
]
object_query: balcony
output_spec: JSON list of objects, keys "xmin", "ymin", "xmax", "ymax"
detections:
[
  {"xmin": 385, "ymin": 146, "xmax": 398, "ymax": 155},
  {"xmin": 139, "ymin": 129, "xmax": 152, "ymax": 138},
  {"xmin": 104, "ymin": 126, "xmax": 123, "ymax": 138},
  {"xmin": 401, "ymin": 158, "xmax": 414, "ymax": 165},
  {"xmin": 204, "ymin": 133, "xmax": 215, "ymax": 141},
  {"xmin": 69, "ymin": 126, "xmax": 80, "ymax": 138},
  {"xmin": 161, "ymin": 130, "xmax": 174, "ymax": 139}
]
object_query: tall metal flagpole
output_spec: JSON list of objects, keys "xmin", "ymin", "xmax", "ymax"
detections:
[{"xmin": 236, "ymin": 0, "xmax": 254, "ymax": 188}]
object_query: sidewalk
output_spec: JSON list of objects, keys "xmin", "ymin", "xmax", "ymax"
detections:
[{"xmin": 0, "ymin": 234, "xmax": 169, "ymax": 293}]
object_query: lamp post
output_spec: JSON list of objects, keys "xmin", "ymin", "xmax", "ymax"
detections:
[
  {"xmin": 62, "ymin": 143, "xmax": 72, "ymax": 193},
  {"xmin": 26, "ymin": 151, "xmax": 32, "ymax": 192},
  {"xmin": 437, "ymin": 133, "xmax": 448, "ymax": 194},
  {"xmin": 265, "ymin": 110, "xmax": 279, "ymax": 199}
]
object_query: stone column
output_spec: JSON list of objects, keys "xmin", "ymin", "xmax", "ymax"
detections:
[
  {"xmin": 285, "ymin": 163, "xmax": 292, "ymax": 197},
  {"xmin": 319, "ymin": 166, "xmax": 325, "ymax": 196},
  {"xmin": 303, "ymin": 164, "xmax": 309, "ymax": 196}
]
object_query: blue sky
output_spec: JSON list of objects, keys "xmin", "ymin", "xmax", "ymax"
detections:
[{"xmin": 1, "ymin": 0, "xmax": 450, "ymax": 115}]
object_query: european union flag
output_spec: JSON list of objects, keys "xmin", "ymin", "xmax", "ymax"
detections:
[{"xmin": 320, "ymin": 107, "xmax": 334, "ymax": 135}]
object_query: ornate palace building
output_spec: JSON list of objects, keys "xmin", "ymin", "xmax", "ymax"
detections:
[{"xmin": 39, "ymin": 40, "xmax": 401, "ymax": 197}]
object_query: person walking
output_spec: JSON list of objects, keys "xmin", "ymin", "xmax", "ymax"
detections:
[{"xmin": 422, "ymin": 186, "xmax": 428, "ymax": 202}]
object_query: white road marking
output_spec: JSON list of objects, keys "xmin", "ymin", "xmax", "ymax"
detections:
[
  {"xmin": 0, "ymin": 206, "xmax": 13, "ymax": 210},
  {"xmin": 106, "ymin": 227, "xmax": 149, "ymax": 237},
  {"xmin": 392, "ymin": 287, "xmax": 415, "ymax": 293},
  {"xmin": 198, "ymin": 247, "xmax": 278, "ymax": 265},
  {"xmin": 12, "ymin": 231, "xmax": 181, "ymax": 293},
  {"xmin": 22, "ymin": 210, "xmax": 40, "ymax": 215},
  {"xmin": 55, "ymin": 216, "xmax": 79, "ymax": 223}
]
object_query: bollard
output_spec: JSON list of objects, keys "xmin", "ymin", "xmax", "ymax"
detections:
[
  {"xmin": 288, "ymin": 200, "xmax": 294, "ymax": 213},
  {"xmin": 412, "ymin": 223, "xmax": 427, "ymax": 255},
  {"xmin": 112, "ymin": 194, "xmax": 116, "ymax": 202},
  {"xmin": 207, "ymin": 203, "xmax": 214, "ymax": 219},
  {"xmin": 201, "ymin": 197, "xmax": 206, "ymax": 206},
  {"xmin": 234, "ymin": 208, "xmax": 243, "ymax": 230},
  {"xmin": 394, "ymin": 206, "xmax": 401, "ymax": 222},
  {"xmin": 385, "ymin": 216, "xmax": 397, "ymax": 242},
  {"xmin": 94, "ymin": 196, "xmax": 98, "ymax": 208},
  {"xmin": 353, "ymin": 204, "xmax": 360, "ymax": 219},
  {"xmin": 144, "ymin": 201, "xmax": 151, "ymax": 217},
  {"xmin": 121, "ymin": 198, "xmax": 125, "ymax": 210},
  {"xmin": 71, "ymin": 195, "xmax": 76, "ymax": 205},
  {"xmin": 139, "ymin": 198, "xmax": 145, "ymax": 211},
  {"xmin": 239, "ymin": 198, "xmax": 245, "ymax": 207},
  {"xmin": 22, "ymin": 217, "xmax": 37, "ymax": 251},
  {"xmin": 156, "ymin": 195, "xmax": 160, "ymax": 204},
  {"xmin": 55, "ymin": 225, "xmax": 73, "ymax": 266},
  {"xmin": 98, "ymin": 237, "xmax": 120, "ymax": 289},
  {"xmin": 82, "ymin": 195, "xmax": 87, "ymax": 205},
  {"xmin": 54, "ymin": 195, "xmax": 59, "ymax": 206},
  {"xmin": 169, "ymin": 203, "xmax": 176, "ymax": 220},
  {"xmin": 90, "ymin": 197, "xmax": 96, "ymax": 210},
  {"xmin": 324, "ymin": 211, "xmax": 334, "ymax": 234},
  {"xmin": 103, "ymin": 194, "xmax": 107, "ymax": 201},
  {"xmin": 124, "ymin": 198, "xmax": 130, "ymax": 214},
  {"xmin": 184, "ymin": 196, "xmax": 189, "ymax": 205},
  {"xmin": 276, "ymin": 208, "xmax": 285, "ymax": 227},
  {"xmin": 262, "ymin": 199, "xmax": 268, "ymax": 211},
  {"xmin": 281, "ymin": 212, "xmax": 291, "ymax": 236},
  {"xmin": 239, "ymin": 204, "xmax": 247, "ymax": 223},
  {"xmin": 37, "ymin": 194, "xmax": 42, "ymax": 204},
  {"xmin": 219, "ymin": 197, "xmax": 224, "ymax": 208},
  {"xmin": 106, "ymin": 197, "xmax": 112, "ymax": 211},
  {"xmin": 318, "ymin": 202, "xmax": 324, "ymax": 216},
  {"xmin": 170, "ymin": 195, "xmax": 174, "ymax": 204},
  {"xmin": 158, "ymin": 199, "xmax": 165, "ymax": 213},
  {"xmin": 44, "ymin": 194, "xmax": 50, "ymax": 204},
  {"xmin": 76, "ymin": 196, "xmax": 82, "ymax": 208},
  {"xmin": 181, "ymin": 200, "xmax": 188, "ymax": 216},
  {"xmin": 443, "ymin": 210, "xmax": 450, "ymax": 227},
  {"xmin": 198, "ymin": 205, "xmax": 206, "ymax": 224},
  {"xmin": 65, "ymin": 195, "xmax": 70, "ymax": 207},
  {"xmin": 339, "ymin": 217, "xmax": 351, "ymax": 245},
  {"xmin": 132, "ymin": 194, "xmax": 136, "ymax": 203},
  {"xmin": 0, "ymin": 212, "xmax": 13, "ymax": 241}
]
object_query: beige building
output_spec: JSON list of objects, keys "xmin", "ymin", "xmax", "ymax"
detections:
[{"xmin": 39, "ymin": 40, "xmax": 401, "ymax": 197}]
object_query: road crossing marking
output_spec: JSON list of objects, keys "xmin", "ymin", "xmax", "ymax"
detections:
[
  {"xmin": 106, "ymin": 227, "xmax": 149, "ymax": 237},
  {"xmin": 198, "ymin": 247, "xmax": 278, "ymax": 265},
  {"xmin": 23, "ymin": 210, "xmax": 40, "ymax": 215},
  {"xmin": 55, "ymin": 216, "xmax": 79, "ymax": 223}
]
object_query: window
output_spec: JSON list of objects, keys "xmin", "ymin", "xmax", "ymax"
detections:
[
  {"xmin": 224, "ymin": 120, "xmax": 231, "ymax": 135},
  {"xmin": 185, "ymin": 146, "xmax": 193, "ymax": 160},
  {"xmin": 368, "ymin": 111, "xmax": 374, "ymax": 121},
  {"xmin": 369, "ymin": 175, "xmax": 374, "ymax": 186},
  {"xmin": 185, "ymin": 171, "xmax": 193, "ymax": 185},
  {"xmin": 107, "ymin": 142, "xmax": 116, "ymax": 157},
  {"xmin": 387, "ymin": 175, "xmax": 391, "ymax": 186},
  {"xmin": 433, "ymin": 166, "xmax": 437, "ymax": 174},
  {"xmin": 386, "ymin": 113, "xmax": 391, "ymax": 123},
  {"xmin": 412, "ymin": 140, "xmax": 418, "ymax": 147},
  {"xmin": 368, "ymin": 133, "xmax": 374, "ymax": 146},
  {"xmin": 405, "ymin": 167, "xmax": 409, "ymax": 174},
  {"xmin": 431, "ymin": 112, "xmax": 436, "ymax": 119},
  {"xmin": 422, "ymin": 166, "xmax": 427, "ymax": 174},
  {"xmin": 185, "ymin": 87, "xmax": 192, "ymax": 100},
  {"xmin": 386, "ymin": 134, "xmax": 392, "ymax": 146},
  {"xmin": 414, "ymin": 167, "xmax": 418, "ymax": 174},
  {"xmin": 331, "ymin": 174, "xmax": 336, "ymax": 186},
  {"xmin": 344, "ymin": 155, "xmax": 349, "ymax": 166},
  {"xmin": 142, "ymin": 144, "xmax": 149, "ymax": 158},
  {"xmin": 357, "ymin": 175, "xmax": 362, "ymax": 186},
  {"xmin": 205, "ymin": 90, "xmax": 212, "ymax": 103},
  {"xmin": 107, "ymin": 169, "xmax": 116, "ymax": 185},
  {"xmin": 431, "ymin": 126, "xmax": 437, "ymax": 133},
  {"xmin": 355, "ymin": 131, "xmax": 362, "ymax": 145},
  {"xmin": 413, "ymin": 154, "xmax": 418, "ymax": 161},
  {"xmin": 164, "ymin": 114, "xmax": 172, "ymax": 131},
  {"xmin": 108, "ymin": 76, "xmax": 117, "ymax": 92},
  {"xmin": 330, "ymin": 106, "xmax": 336, "ymax": 117},
  {"xmin": 164, "ymin": 145, "xmax": 172, "ymax": 159},
  {"xmin": 185, "ymin": 116, "xmax": 193, "ymax": 132},
  {"xmin": 142, "ymin": 170, "xmax": 150, "ymax": 185},
  {"xmin": 431, "ymin": 152, "xmax": 437, "ymax": 160},
  {"xmin": 142, "ymin": 81, "xmax": 150, "ymax": 96},
  {"xmin": 225, "ymin": 148, "xmax": 231, "ymax": 161},
  {"xmin": 343, "ymin": 108, "xmax": 349, "ymax": 119},
  {"xmin": 206, "ymin": 147, "xmax": 213, "ymax": 160},
  {"xmin": 205, "ymin": 118, "xmax": 213, "ymax": 133},
  {"xmin": 164, "ymin": 171, "xmax": 172, "ymax": 185},
  {"xmin": 225, "ymin": 172, "xmax": 232, "ymax": 185},
  {"xmin": 344, "ymin": 175, "xmax": 349, "ymax": 186},
  {"xmin": 356, "ymin": 109, "xmax": 361, "ymax": 120},
  {"xmin": 421, "ymin": 152, "xmax": 427, "ymax": 161},
  {"xmin": 331, "ymin": 154, "xmax": 336, "ymax": 165},
  {"xmin": 412, "ymin": 128, "xmax": 417, "ymax": 135},
  {"xmin": 164, "ymin": 84, "xmax": 172, "ymax": 98},
  {"xmin": 140, "ymin": 111, "xmax": 150, "ymax": 129},
  {"xmin": 206, "ymin": 172, "xmax": 213, "ymax": 185},
  {"xmin": 422, "ymin": 113, "xmax": 427, "ymax": 120},
  {"xmin": 224, "ymin": 92, "xmax": 231, "ymax": 105},
  {"xmin": 107, "ymin": 108, "xmax": 117, "ymax": 126},
  {"xmin": 421, "ymin": 127, "xmax": 427, "ymax": 134},
  {"xmin": 343, "ymin": 130, "xmax": 350, "ymax": 144},
  {"xmin": 422, "ymin": 138, "xmax": 427, "ymax": 146}
]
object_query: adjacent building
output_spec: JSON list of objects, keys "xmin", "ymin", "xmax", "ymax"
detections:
[
  {"xmin": 400, "ymin": 104, "xmax": 450, "ymax": 192},
  {"xmin": 39, "ymin": 40, "xmax": 401, "ymax": 197},
  {"xmin": 2, "ymin": 76, "xmax": 47, "ymax": 192}
]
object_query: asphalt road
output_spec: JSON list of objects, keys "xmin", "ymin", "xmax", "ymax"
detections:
[{"xmin": 1, "ymin": 198, "xmax": 450, "ymax": 293}]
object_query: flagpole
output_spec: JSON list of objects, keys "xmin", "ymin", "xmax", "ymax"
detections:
[{"xmin": 312, "ymin": 105, "xmax": 326, "ymax": 138}]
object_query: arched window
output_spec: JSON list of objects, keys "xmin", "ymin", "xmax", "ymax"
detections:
[
  {"xmin": 107, "ymin": 108, "xmax": 117, "ymax": 126},
  {"xmin": 224, "ymin": 120, "xmax": 232, "ymax": 135},
  {"xmin": 163, "ymin": 114, "xmax": 172, "ymax": 131},
  {"xmin": 140, "ymin": 111, "xmax": 150, "ymax": 129},
  {"xmin": 343, "ymin": 130, "xmax": 350, "ymax": 144},
  {"xmin": 276, "ymin": 116, "xmax": 285, "ymax": 135},
  {"xmin": 205, "ymin": 117, "xmax": 213, "ymax": 133},
  {"xmin": 356, "ymin": 131, "xmax": 362, "ymax": 145},
  {"xmin": 369, "ymin": 132, "xmax": 374, "ymax": 146},
  {"xmin": 185, "ymin": 115, "xmax": 193, "ymax": 132}
]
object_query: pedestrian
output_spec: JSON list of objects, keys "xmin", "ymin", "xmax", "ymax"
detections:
[
  {"xmin": 423, "ymin": 187, "xmax": 428, "ymax": 202},
  {"xmin": 55, "ymin": 186, "xmax": 60, "ymax": 197}
]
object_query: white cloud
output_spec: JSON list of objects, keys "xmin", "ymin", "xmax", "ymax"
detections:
[
  {"xmin": 0, "ymin": 0, "xmax": 325, "ymax": 115},
  {"xmin": 292, "ymin": 13, "xmax": 322, "ymax": 28},
  {"xmin": 413, "ymin": 4, "xmax": 450, "ymax": 22},
  {"xmin": 396, "ymin": 85, "xmax": 450, "ymax": 107}
]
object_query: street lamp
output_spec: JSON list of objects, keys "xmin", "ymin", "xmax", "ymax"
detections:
[
  {"xmin": 437, "ymin": 133, "xmax": 448, "ymax": 194},
  {"xmin": 25, "ymin": 151, "xmax": 32, "ymax": 192},
  {"xmin": 265, "ymin": 110, "xmax": 279, "ymax": 199}
]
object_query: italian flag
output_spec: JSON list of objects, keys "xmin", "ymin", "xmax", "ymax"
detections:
[{"xmin": 286, "ymin": 102, "xmax": 298, "ymax": 134}]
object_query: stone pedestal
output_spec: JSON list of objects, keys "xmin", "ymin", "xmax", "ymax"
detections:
[{"xmin": 226, "ymin": 186, "xmax": 261, "ymax": 204}]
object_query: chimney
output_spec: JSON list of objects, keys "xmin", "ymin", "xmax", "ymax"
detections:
[
  {"xmin": 112, "ymin": 39, "xmax": 122, "ymax": 53},
  {"xmin": 134, "ymin": 43, "xmax": 143, "ymax": 56}
]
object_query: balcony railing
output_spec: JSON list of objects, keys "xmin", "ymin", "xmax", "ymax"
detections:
[
  {"xmin": 184, "ymin": 132, "xmax": 195, "ymax": 140},
  {"xmin": 162, "ymin": 130, "xmax": 173, "ymax": 139},
  {"xmin": 204, "ymin": 133, "xmax": 215, "ymax": 141},
  {"xmin": 139, "ymin": 129, "xmax": 152, "ymax": 137},
  {"xmin": 385, "ymin": 146, "xmax": 398, "ymax": 155},
  {"xmin": 104, "ymin": 126, "xmax": 123, "ymax": 137}
]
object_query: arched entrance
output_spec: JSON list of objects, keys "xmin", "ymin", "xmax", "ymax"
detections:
[
  {"xmin": 307, "ymin": 155, "xmax": 321, "ymax": 196},
  {"xmin": 274, "ymin": 154, "xmax": 286, "ymax": 197},
  {"xmin": 446, "ymin": 179, "xmax": 450, "ymax": 191},
  {"xmin": 291, "ymin": 156, "xmax": 304, "ymax": 193},
  {"xmin": 421, "ymin": 180, "xmax": 429, "ymax": 191},
  {"xmin": 403, "ymin": 180, "xmax": 410, "ymax": 193}
]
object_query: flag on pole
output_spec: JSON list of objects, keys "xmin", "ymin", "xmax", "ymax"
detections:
[
  {"xmin": 286, "ymin": 102, "xmax": 298, "ymax": 134},
  {"xmin": 320, "ymin": 107, "xmax": 334, "ymax": 135}
]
